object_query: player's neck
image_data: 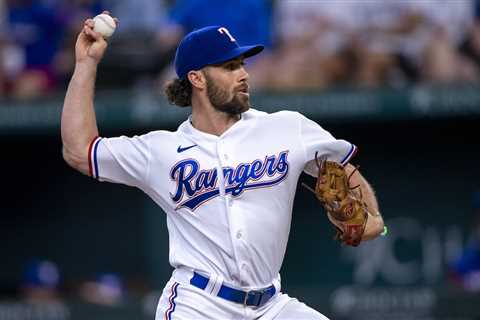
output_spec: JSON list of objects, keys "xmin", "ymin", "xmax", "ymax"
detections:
[{"xmin": 191, "ymin": 104, "xmax": 241, "ymax": 137}]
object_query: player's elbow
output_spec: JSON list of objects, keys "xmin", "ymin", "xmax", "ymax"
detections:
[{"xmin": 62, "ymin": 146, "xmax": 90, "ymax": 176}]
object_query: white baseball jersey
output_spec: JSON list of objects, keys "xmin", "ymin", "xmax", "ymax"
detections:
[{"xmin": 88, "ymin": 108, "xmax": 356, "ymax": 289}]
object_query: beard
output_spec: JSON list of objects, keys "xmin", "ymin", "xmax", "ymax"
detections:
[{"xmin": 205, "ymin": 75, "xmax": 250, "ymax": 115}]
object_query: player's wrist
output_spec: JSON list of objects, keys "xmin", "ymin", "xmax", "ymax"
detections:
[
  {"xmin": 75, "ymin": 58, "xmax": 99, "ymax": 70},
  {"xmin": 73, "ymin": 60, "xmax": 98, "ymax": 80}
]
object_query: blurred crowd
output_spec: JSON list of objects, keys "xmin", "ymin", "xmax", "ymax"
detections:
[
  {"xmin": 0, "ymin": 258, "xmax": 128, "ymax": 319},
  {"xmin": 1, "ymin": 0, "xmax": 480, "ymax": 100}
]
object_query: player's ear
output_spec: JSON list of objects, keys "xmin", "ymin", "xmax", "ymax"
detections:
[{"xmin": 187, "ymin": 71, "xmax": 206, "ymax": 90}]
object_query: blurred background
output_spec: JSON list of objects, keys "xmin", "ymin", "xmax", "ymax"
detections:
[{"xmin": 1, "ymin": 0, "xmax": 479, "ymax": 319}]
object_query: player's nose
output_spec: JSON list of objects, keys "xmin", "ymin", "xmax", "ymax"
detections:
[{"xmin": 238, "ymin": 66, "xmax": 249, "ymax": 82}]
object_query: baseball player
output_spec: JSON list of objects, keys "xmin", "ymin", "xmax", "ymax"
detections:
[{"xmin": 61, "ymin": 16, "xmax": 384, "ymax": 319}]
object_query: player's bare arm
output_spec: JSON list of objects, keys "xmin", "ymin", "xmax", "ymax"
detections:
[
  {"xmin": 61, "ymin": 13, "xmax": 118, "ymax": 175},
  {"xmin": 344, "ymin": 164, "xmax": 384, "ymax": 240}
]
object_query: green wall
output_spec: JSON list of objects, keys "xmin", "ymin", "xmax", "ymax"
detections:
[{"xmin": 0, "ymin": 115, "xmax": 478, "ymax": 319}]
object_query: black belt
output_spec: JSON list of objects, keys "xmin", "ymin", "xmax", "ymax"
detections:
[{"xmin": 190, "ymin": 272, "xmax": 276, "ymax": 307}]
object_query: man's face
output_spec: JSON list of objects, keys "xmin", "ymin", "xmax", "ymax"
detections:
[{"xmin": 203, "ymin": 58, "xmax": 250, "ymax": 115}]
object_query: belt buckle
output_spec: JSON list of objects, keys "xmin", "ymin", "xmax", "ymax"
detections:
[
  {"xmin": 243, "ymin": 289, "xmax": 266, "ymax": 307},
  {"xmin": 243, "ymin": 291, "xmax": 249, "ymax": 306}
]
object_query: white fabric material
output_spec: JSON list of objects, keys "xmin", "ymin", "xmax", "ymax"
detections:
[
  {"xmin": 272, "ymin": 299, "xmax": 330, "ymax": 320},
  {"xmin": 156, "ymin": 275, "xmax": 329, "ymax": 320},
  {"xmin": 93, "ymin": 108, "xmax": 354, "ymax": 290}
]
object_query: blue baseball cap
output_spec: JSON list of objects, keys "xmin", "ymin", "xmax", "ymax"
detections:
[{"xmin": 174, "ymin": 26, "xmax": 264, "ymax": 79}]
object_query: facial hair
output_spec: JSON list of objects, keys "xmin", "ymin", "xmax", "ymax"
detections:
[{"xmin": 205, "ymin": 74, "xmax": 250, "ymax": 115}]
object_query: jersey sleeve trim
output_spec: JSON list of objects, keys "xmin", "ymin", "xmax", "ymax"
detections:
[
  {"xmin": 340, "ymin": 143, "xmax": 358, "ymax": 165},
  {"xmin": 88, "ymin": 136, "xmax": 103, "ymax": 179}
]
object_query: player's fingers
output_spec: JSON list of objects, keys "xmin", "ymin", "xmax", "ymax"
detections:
[
  {"xmin": 101, "ymin": 10, "xmax": 119, "ymax": 26},
  {"xmin": 84, "ymin": 25, "xmax": 102, "ymax": 41},
  {"xmin": 78, "ymin": 28, "xmax": 87, "ymax": 40},
  {"xmin": 84, "ymin": 19, "xmax": 94, "ymax": 28},
  {"xmin": 81, "ymin": 26, "xmax": 95, "ymax": 40}
]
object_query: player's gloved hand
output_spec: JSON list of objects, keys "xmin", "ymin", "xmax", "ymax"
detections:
[{"xmin": 303, "ymin": 152, "xmax": 368, "ymax": 246}]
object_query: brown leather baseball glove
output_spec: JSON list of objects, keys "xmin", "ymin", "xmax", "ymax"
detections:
[{"xmin": 304, "ymin": 152, "xmax": 368, "ymax": 246}]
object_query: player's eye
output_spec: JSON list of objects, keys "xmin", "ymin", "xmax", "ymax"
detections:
[
  {"xmin": 224, "ymin": 60, "xmax": 245, "ymax": 71},
  {"xmin": 226, "ymin": 63, "xmax": 237, "ymax": 71}
]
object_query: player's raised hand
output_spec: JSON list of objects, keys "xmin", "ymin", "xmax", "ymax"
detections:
[{"xmin": 75, "ymin": 12, "xmax": 118, "ymax": 65}]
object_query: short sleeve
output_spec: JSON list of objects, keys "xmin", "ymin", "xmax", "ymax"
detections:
[
  {"xmin": 299, "ymin": 113, "xmax": 357, "ymax": 177},
  {"xmin": 88, "ymin": 135, "xmax": 151, "ymax": 188}
]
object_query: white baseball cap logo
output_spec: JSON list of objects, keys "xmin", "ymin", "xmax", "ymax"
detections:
[{"xmin": 218, "ymin": 27, "xmax": 236, "ymax": 42}]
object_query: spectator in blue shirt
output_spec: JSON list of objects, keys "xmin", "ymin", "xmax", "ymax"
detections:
[
  {"xmin": 5, "ymin": 0, "xmax": 103, "ymax": 98},
  {"xmin": 167, "ymin": 0, "xmax": 272, "ymax": 49},
  {"xmin": 154, "ymin": 0, "xmax": 273, "ymax": 90}
]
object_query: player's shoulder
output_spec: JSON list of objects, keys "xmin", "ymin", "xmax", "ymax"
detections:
[
  {"xmin": 112, "ymin": 129, "xmax": 172, "ymax": 141},
  {"xmin": 142, "ymin": 129, "xmax": 177, "ymax": 139},
  {"xmin": 108, "ymin": 130, "xmax": 177, "ymax": 147},
  {"xmin": 247, "ymin": 108, "xmax": 304, "ymax": 123}
]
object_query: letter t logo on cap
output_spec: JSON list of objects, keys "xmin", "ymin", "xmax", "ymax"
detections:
[{"xmin": 218, "ymin": 27, "xmax": 236, "ymax": 42}]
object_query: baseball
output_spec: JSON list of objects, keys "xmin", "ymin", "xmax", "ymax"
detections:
[{"xmin": 93, "ymin": 13, "xmax": 116, "ymax": 38}]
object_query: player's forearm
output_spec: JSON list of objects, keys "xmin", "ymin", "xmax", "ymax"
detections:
[
  {"xmin": 61, "ymin": 61, "xmax": 99, "ymax": 173},
  {"xmin": 358, "ymin": 182, "xmax": 384, "ymax": 240},
  {"xmin": 345, "ymin": 164, "xmax": 384, "ymax": 239},
  {"xmin": 363, "ymin": 213, "xmax": 384, "ymax": 240}
]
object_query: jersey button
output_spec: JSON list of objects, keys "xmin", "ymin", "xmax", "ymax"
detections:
[{"xmin": 236, "ymin": 231, "xmax": 243, "ymax": 239}]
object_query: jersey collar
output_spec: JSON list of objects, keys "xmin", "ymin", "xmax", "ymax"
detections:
[{"xmin": 179, "ymin": 111, "xmax": 250, "ymax": 141}]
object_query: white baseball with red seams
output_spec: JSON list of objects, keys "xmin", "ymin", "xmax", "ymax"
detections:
[
  {"xmin": 93, "ymin": 13, "xmax": 116, "ymax": 38},
  {"xmin": 87, "ymin": 109, "xmax": 356, "ymax": 319}
]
